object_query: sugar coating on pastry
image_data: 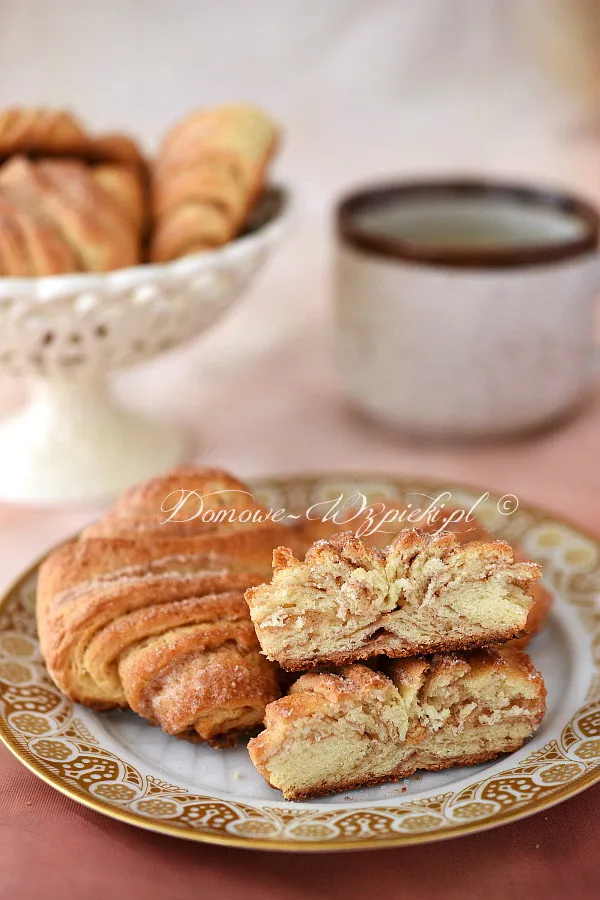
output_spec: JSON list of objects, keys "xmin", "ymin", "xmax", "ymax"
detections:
[
  {"xmin": 37, "ymin": 466, "xmax": 300, "ymax": 747},
  {"xmin": 37, "ymin": 532, "xmax": 284, "ymax": 746},
  {"xmin": 82, "ymin": 465, "xmax": 282, "ymax": 539},
  {"xmin": 248, "ymin": 647, "xmax": 546, "ymax": 800},
  {"xmin": 246, "ymin": 529, "xmax": 541, "ymax": 670}
]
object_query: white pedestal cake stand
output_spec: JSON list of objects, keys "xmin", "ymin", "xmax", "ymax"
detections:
[{"xmin": 0, "ymin": 187, "xmax": 291, "ymax": 504}]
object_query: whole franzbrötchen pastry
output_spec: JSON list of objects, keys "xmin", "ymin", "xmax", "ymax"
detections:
[
  {"xmin": 150, "ymin": 104, "xmax": 279, "ymax": 261},
  {"xmin": 37, "ymin": 467, "xmax": 294, "ymax": 746}
]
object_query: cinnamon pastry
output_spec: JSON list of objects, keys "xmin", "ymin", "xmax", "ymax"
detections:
[
  {"xmin": 0, "ymin": 194, "xmax": 77, "ymax": 276},
  {"xmin": 0, "ymin": 107, "xmax": 145, "ymax": 168},
  {"xmin": 86, "ymin": 133, "xmax": 147, "ymax": 169},
  {"xmin": 150, "ymin": 104, "xmax": 279, "ymax": 261},
  {"xmin": 295, "ymin": 502, "xmax": 551, "ymax": 649},
  {"xmin": 83, "ymin": 465, "xmax": 281, "ymax": 539},
  {"xmin": 37, "ymin": 467, "xmax": 295, "ymax": 745},
  {"xmin": 0, "ymin": 156, "xmax": 144, "ymax": 273},
  {"xmin": 91, "ymin": 163, "xmax": 147, "ymax": 233},
  {"xmin": 0, "ymin": 108, "xmax": 89, "ymax": 160},
  {"xmin": 248, "ymin": 647, "xmax": 546, "ymax": 799},
  {"xmin": 245, "ymin": 529, "xmax": 541, "ymax": 671}
]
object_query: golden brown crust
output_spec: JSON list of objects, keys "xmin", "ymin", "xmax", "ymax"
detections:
[
  {"xmin": 36, "ymin": 467, "xmax": 296, "ymax": 745},
  {"xmin": 0, "ymin": 107, "xmax": 146, "ymax": 169},
  {"xmin": 83, "ymin": 466, "xmax": 304, "ymax": 551},
  {"xmin": 0, "ymin": 155, "xmax": 144, "ymax": 273},
  {"xmin": 271, "ymin": 629, "xmax": 529, "ymax": 672},
  {"xmin": 0, "ymin": 108, "xmax": 89, "ymax": 160},
  {"xmin": 150, "ymin": 104, "xmax": 279, "ymax": 262},
  {"xmin": 257, "ymin": 746, "xmax": 531, "ymax": 800},
  {"xmin": 37, "ymin": 531, "xmax": 286, "ymax": 602},
  {"xmin": 270, "ymin": 646, "xmax": 545, "ymax": 714},
  {"xmin": 83, "ymin": 465, "xmax": 280, "ymax": 538},
  {"xmin": 86, "ymin": 132, "xmax": 146, "ymax": 169},
  {"xmin": 91, "ymin": 164, "xmax": 147, "ymax": 233},
  {"xmin": 0, "ymin": 193, "xmax": 77, "ymax": 275}
]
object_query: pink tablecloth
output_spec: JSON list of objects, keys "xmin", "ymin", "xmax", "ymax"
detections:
[{"xmin": 2, "ymin": 746, "xmax": 599, "ymax": 899}]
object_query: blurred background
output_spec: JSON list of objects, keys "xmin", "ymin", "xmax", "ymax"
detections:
[{"xmin": 0, "ymin": 0, "xmax": 599, "ymax": 541}]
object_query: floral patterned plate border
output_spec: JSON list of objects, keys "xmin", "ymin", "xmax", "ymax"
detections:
[{"xmin": 1, "ymin": 473, "xmax": 599, "ymax": 852}]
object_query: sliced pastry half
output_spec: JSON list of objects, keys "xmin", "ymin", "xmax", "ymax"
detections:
[
  {"xmin": 246, "ymin": 530, "xmax": 541, "ymax": 670},
  {"xmin": 248, "ymin": 646, "xmax": 546, "ymax": 800}
]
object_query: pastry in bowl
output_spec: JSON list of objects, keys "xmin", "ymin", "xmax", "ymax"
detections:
[
  {"xmin": 37, "ymin": 466, "xmax": 296, "ymax": 746},
  {"xmin": 0, "ymin": 107, "xmax": 145, "ymax": 167},
  {"xmin": 0, "ymin": 155, "xmax": 145, "ymax": 274},
  {"xmin": 246, "ymin": 529, "xmax": 541, "ymax": 671},
  {"xmin": 151, "ymin": 104, "xmax": 279, "ymax": 261},
  {"xmin": 0, "ymin": 102, "xmax": 280, "ymax": 279},
  {"xmin": 248, "ymin": 646, "xmax": 546, "ymax": 800}
]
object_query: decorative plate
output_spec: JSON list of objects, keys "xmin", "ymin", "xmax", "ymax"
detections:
[{"xmin": 1, "ymin": 474, "xmax": 599, "ymax": 852}]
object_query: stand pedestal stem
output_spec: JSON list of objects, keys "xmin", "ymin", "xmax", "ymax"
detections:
[{"xmin": 0, "ymin": 377, "xmax": 183, "ymax": 504}]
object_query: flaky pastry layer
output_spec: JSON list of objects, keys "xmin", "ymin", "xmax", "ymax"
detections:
[{"xmin": 295, "ymin": 503, "xmax": 552, "ymax": 650}]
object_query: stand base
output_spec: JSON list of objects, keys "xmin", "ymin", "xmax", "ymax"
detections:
[{"xmin": 0, "ymin": 379, "xmax": 184, "ymax": 505}]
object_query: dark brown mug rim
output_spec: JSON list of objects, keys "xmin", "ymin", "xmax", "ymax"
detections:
[{"xmin": 336, "ymin": 178, "xmax": 600, "ymax": 268}]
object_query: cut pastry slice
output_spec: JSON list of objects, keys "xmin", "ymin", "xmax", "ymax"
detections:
[
  {"xmin": 246, "ymin": 530, "xmax": 541, "ymax": 670},
  {"xmin": 248, "ymin": 647, "xmax": 546, "ymax": 800},
  {"xmin": 294, "ymin": 502, "xmax": 552, "ymax": 651}
]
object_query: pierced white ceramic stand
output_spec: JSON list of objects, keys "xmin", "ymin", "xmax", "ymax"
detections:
[{"xmin": 0, "ymin": 188, "xmax": 291, "ymax": 503}]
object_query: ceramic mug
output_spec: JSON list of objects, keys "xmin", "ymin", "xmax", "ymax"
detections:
[{"xmin": 334, "ymin": 179, "xmax": 600, "ymax": 438}]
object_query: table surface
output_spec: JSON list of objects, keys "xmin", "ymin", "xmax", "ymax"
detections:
[{"xmin": 2, "ymin": 2, "xmax": 600, "ymax": 896}]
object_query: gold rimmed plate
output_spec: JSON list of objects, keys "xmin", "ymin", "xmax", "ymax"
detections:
[{"xmin": 1, "ymin": 473, "xmax": 599, "ymax": 851}]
